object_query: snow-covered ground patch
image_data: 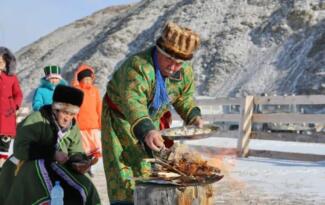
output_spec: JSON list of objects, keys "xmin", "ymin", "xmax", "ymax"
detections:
[
  {"xmin": 182, "ymin": 135, "xmax": 325, "ymax": 204},
  {"xmin": 212, "ymin": 156, "xmax": 325, "ymax": 204}
]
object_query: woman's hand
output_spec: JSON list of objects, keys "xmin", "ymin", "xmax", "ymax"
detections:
[
  {"xmin": 144, "ymin": 130, "xmax": 165, "ymax": 152},
  {"xmin": 72, "ymin": 157, "xmax": 97, "ymax": 174},
  {"xmin": 71, "ymin": 161, "xmax": 91, "ymax": 174},
  {"xmin": 54, "ymin": 151, "xmax": 69, "ymax": 164}
]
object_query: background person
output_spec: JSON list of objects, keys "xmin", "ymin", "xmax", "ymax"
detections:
[
  {"xmin": 0, "ymin": 85, "xmax": 100, "ymax": 205},
  {"xmin": 72, "ymin": 64, "xmax": 102, "ymax": 176},
  {"xmin": 32, "ymin": 65, "xmax": 67, "ymax": 111},
  {"xmin": 0, "ymin": 47, "xmax": 23, "ymax": 169}
]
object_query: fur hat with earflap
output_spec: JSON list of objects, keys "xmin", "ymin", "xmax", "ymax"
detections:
[
  {"xmin": 77, "ymin": 69, "xmax": 93, "ymax": 82},
  {"xmin": 52, "ymin": 85, "xmax": 84, "ymax": 114},
  {"xmin": 72, "ymin": 64, "xmax": 95, "ymax": 87}
]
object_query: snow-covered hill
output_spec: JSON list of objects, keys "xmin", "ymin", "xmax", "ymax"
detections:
[{"xmin": 15, "ymin": 0, "xmax": 325, "ymax": 105}]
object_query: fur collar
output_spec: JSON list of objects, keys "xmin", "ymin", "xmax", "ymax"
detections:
[{"xmin": 0, "ymin": 47, "xmax": 16, "ymax": 75}]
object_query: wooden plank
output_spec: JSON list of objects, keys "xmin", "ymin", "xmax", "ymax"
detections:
[
  {"xmin": 251, "ymin": 132, "xmax": 325, "ymax": 143},
  {"xmin": 210, "ymin": 130, "xmax": 239, "ymax": 139},
  {"xmin": 248, "ymin": 150, "xmax": 325, "ymax": 162},
  {"xmin": 254, "ymin": 95, "xmax": 325, "ymax": 105},
  {"xmin": 189, "ymin": 145, "xmax": 238, "ymax": 157},
  {"xmin": 173, "ymin": 113, "xmax": 325, "ymax": 123},
  {"xmin": 195, "ymin": 95, "xmax": 325, "ymax": 106},
  {"xmin": 315, "ymin": 72, "xmax": 325, "ymax": 75},
  {"xmin": 253, "ymin": 113, "xmax": 325, "ymax": 123},
  {"xmin": 196, "ymin": 97, "xmax": 241, "ymax": 106},
  {"xmin": 203, "ymin": 114, "xmax": 241, "ymax": 122},
  {"xmin": 172, "ymin": 114, "xmax": 240, "ymax": 122},
  {"xmin": 237, "ymin": 96, "xmax": 254, "ymax": 157}
]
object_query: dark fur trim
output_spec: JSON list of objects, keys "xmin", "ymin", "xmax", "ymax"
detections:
[
  {"xmin": 53, "ymin": 85, "xmax": 84, "ymax": 107},
  {"xmin": 77, "ymin": 69, "xmax": 93, "ymax": 81},
  {"xmin": 0, "ymin": 47, "xmax": 16, "ymax": 75}
]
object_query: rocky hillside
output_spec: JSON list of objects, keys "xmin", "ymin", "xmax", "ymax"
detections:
[{"xmin": 15, "ymin": 0, "xmax": 325, "ymax": 104}]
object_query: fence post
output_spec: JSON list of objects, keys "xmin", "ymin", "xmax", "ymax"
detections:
[{"xmin": 237, "ymin": 96, "xmax": 254, "ymax": 157}]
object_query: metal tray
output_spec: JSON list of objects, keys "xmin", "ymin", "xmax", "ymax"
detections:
[
  {"xmin": 161, "ymin": 124, "xmax": 219, "ymax": 140},
  {"xmin": 135, "ymin": 174, "xmax": 224, "ymax": 186}
]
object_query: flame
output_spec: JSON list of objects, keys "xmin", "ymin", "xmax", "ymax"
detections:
[
  {"xmin": 204, "ymin": 147, "xmax": 247, "ymax": 199},
  {"xmin": 206, "ymin": 148, "xmax": 237, "ymax": 174}
]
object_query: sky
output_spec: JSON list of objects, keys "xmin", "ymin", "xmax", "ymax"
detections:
[{"xmin": 0, "ymin": 0, "xmax": 139, "ymax": 52}]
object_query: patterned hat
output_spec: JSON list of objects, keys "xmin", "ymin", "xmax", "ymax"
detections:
[
  {"xmin": 156, "ymin": 22, "xmax": 200, "ymax": 61},
  {"xmin": 43, "ymin": 65, "xmax": 62, "ymax": 80}
]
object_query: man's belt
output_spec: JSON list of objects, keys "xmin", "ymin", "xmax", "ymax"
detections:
[{"xmin": 105, "ymin": 94, "xmax": 122, "ymax": 113}]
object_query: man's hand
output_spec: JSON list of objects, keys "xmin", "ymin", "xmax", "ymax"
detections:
[
  {"xmin": 54, "ymin": 151, "xmax": 69, "ymax": 164},
  {"xmin": 191, "ymin": 116, "xmax": 204, "ymax": 128},
  {"xmin": 144, "ymin": 130, "xmax": 165, "ymax": 152}
]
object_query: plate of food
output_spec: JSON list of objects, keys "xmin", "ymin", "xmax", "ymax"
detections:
[
  {"xmin": 161, "ymin": 124, "xmax": 219, "ymax": 140},
  {"xmin": 138, "ymin": 147, "xmax": 224, "ymax": 186}
]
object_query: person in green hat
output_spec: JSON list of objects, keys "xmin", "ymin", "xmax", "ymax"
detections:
[{"xmin": 32, "ymin": 65, "xmax": 67, "ymax": 111}]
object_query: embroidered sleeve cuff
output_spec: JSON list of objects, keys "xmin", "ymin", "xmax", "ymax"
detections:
[
  {"xmin": 132, "ymin": 117, "xmax": 156, "ymax": 142},
  {"xmin": 186, "ymin": 107, "xmax": 201, "ymax": 124}
]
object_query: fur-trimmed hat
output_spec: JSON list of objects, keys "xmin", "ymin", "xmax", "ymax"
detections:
[
  {"xmin": 156, "ymin": 22, "xmax": 200, "ymax": 61},
  {"xmin": 77, "ymin": 69, "xmax": 93, "ymax": 81},
  {"xmin": 44, "ymin": 65, "xmax": 62, "ymax": 80},
  {"xmin": 52, "ymin": 85, "xmax": 84, "ymax": 113},
  {"xmin": 0, "ymin": 47, "xmax": 16, "ymax": 75}
]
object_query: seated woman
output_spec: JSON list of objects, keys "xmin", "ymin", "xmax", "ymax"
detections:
[{"xmin": 0, "ymin": 85, "xmax": 101, "ymax": 205}]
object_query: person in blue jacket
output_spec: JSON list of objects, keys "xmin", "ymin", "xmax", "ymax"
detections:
[{"xmin": 32, "ymin": 65, "xmax": 67, "ymax": 111}]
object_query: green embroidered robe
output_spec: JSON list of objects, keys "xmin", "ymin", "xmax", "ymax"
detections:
[{"xmin": 101, "ymin": 46, "xmax": 201, "ymax": 203}]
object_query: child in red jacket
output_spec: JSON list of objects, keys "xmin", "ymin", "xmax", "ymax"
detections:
[
  {"xmin": 72, "ymin": 64, "xmax": 102, "ymax": 175},
  {"xmin": 0, "ymin": 47, "xmax": 23, "ymax": 167}
]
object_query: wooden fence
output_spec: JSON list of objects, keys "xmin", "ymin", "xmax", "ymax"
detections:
[
  {"xmin": 17, "ymin": 95, "xmax": 325, "ymax": 161},
  {"xmin": 180, "ymin": 95, "xmax": 325, "ymax": 162}
]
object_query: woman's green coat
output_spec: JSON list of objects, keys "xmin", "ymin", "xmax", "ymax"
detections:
[{"xmin": 0, "ymin": 105, "xmax": 101, "ymax": 205}]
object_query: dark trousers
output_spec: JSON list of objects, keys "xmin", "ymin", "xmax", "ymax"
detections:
[{"xmin": 0, "ymin": 136, "xmax": 11, "ymax": 158}]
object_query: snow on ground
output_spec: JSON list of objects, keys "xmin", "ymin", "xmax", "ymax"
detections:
[
  {"xmin": 185, "ymin": 135, "xmax": 325, "ymax": 205},
  {"xmin": 211, "ymin": 156, "xmax": 325, "ymax": 204},
  {"xmin": 93, "ymin": 134, "xmax": 325, "ymax": 204},
  {"xmin": 91, "ymin": 112, "xmax": 325, "ymax": 204}
]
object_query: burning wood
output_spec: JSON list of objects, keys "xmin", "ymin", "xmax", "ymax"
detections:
[
  {"xmin": 170, "ymin": 157, "xmax": 221, "ymax": 177},
  {"xmin": 144, "ymin": 145, "xmax": 224, "ymax": 186}
]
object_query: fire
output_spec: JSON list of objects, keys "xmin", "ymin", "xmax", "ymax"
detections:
[{"xmin": 202, "ymin": 147, "xmax": 247, "ymax": 194}]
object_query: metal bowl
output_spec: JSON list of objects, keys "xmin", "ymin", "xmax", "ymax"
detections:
[{"xmin": 161, "ymin": 124, "xmax": 219, "ymax": 140}]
